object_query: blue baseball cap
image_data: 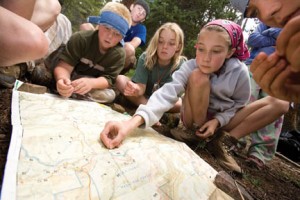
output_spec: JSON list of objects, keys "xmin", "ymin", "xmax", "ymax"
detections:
[{"xmin": 87, "ymin": 11, "xmax": 129, "ymax": 38}]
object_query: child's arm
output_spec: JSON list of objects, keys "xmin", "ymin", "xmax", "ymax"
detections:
[
  {"xmin": 54, "ymin": 60, "xmax": 74, "ymax": 97},
  {"xmin": 276, "ymin": 15, "xmax": 300, "ymax": 72},
  {"xmin": 71, "ymin": 77, "xmax": 110, "ymax": 95},
  {"xmin": 125, "ymin": 37, "xmax": 142, "ymax": 49},
  {"xmin": 123, "ymin": 81, "xmax": 146, "ymax": 97}
]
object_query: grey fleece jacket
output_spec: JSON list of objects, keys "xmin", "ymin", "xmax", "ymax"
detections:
[{"xmin": 135, "ymin": 58, "xmax": 250, "ymax": 128}]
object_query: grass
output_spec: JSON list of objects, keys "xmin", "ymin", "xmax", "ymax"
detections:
[{"xmin": 243, "ymin": 173, "xmax": 262, "ymax": 187}]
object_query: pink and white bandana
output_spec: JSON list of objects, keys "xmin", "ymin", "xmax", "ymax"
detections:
[{"xmin": 206, "ymin": 19, "xmax": 250, "ymax": 61}]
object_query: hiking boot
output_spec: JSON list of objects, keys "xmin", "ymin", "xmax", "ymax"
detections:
[
  {"xmin": 0, "ymin": 64, "xmax": 24, "ymax": 88},
  {"xmin": 0, "ymin": 65, "xmax": 22, "ymax": 79},
  {"xmin": 31, "ymin": 62, "xmax": 53, "ymax": 87},
  {"xmin": 227, "ymin": 134, "xmax": 247, "ymax": 156},
  {"xmin": 206, "ymin": 130, "xmax": 242, "ymax": 174},
  {"xmin": 160, "ymin": 113, "xmax": 180, "ymax": 128},
  {"xmin": 87, "ymin": 89, "xmax": 116, "ymax": 103},
  {"xmin": 0, "ymin": 73, "xmax": 16, "ymax": 88},
  {"xmin": 246, "ymin": 155, "xmax": 265, "ymax": 170},
  {"xmin": 170, "ymin": 127, "xmax": 201, "ymax": 143}
]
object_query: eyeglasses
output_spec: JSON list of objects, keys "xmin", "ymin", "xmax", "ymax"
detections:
[{"xmin": 135, "ymin": 5, "xmax": 146, "ymax": 17}]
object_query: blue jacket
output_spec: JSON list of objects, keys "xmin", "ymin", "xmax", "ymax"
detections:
[
  {"xmin": 245, "ymin": 22, "xmax": 282, "ymax": 65},
  {"xmin": 124, "ymin": 23, "xmax": 147, "ymax": 46}
]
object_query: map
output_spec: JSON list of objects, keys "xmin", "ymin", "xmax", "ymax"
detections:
[{"xmin": 1, "ymin": 89, "xmax": 232, "ymax": 200}]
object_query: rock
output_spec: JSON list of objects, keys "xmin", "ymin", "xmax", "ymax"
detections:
[
  {"xmin": 17, "ymin": 83, "xmax": 47, "ymax": 94},
  {"xmin": 214, "ymin": 171, "xmax": 254, "ymax": 200}
]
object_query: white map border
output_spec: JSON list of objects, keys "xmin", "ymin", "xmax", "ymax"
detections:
[{"xmin": 1, "ymin": 90, "xmax": 22, "ymax": 200}]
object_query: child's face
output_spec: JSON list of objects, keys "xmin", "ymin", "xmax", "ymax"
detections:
[
  {"xmin": 98, "ymin": 25, "xmax": 123, "ymax": 52},
  {"xmin": 195, "ymin": 29, "xmax": 233, "ymax": 74},
  {"xmin": 130, "ymin": 4, "xmax": 147, "ymax": 23},
  {"xmin": 245, "ymin": 0, "xmax": 300, "ymax": 28},
  {"xmin": 157, "ymin": 29, "xmax": 180, "ymax": 65}
]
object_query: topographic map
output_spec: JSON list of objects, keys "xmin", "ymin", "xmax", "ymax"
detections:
[{"xmin": 1, "ymin": 88, "xmax": 232, "ymax": 200}]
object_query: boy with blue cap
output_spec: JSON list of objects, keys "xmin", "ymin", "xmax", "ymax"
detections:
[
  {"xmin": 53, "ymin": 2, "xmax": 132, "ymax": 103},
  {"xmin": 81, "ymin": 0, "xmax": 150, "ymax": 75}
]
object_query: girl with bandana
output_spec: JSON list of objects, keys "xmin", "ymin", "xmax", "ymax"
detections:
[{"xmin": 100, "ymin": 19, "xmax": 250, "ymax": 173}]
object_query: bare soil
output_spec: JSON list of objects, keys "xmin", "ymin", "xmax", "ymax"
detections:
[{"xmin": 1, "ymin": 86, "xmax": 300, "ymax": 200}]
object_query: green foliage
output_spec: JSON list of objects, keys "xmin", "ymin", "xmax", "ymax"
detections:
[
  {"xmin": 61, "ymin": 0, "xmax": 105, "ymax": 32},
  {"xmin": 143, "ymin": 0, "xmax": 239, "ymax": 59}
]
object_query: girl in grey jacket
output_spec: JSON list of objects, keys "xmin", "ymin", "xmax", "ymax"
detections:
[{"xmin": 100, "ymin": 19, "xmax": 254, "ymax": 173}]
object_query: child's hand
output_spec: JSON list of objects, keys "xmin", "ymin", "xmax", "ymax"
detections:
[
  {"xmin": 124, "ymin": 81, "xmax": 139, "ymax": 96},
  {"xmin": 100, "ymin": 120, "xmax": 136, "ymax": 149},
  {"xmin": 100, "ymin": 121, "xmax": 126, "ymax": 149},
  {"xmin": 276, "ymin": 15, "xmax": 300, "ymax": 72},
  {"xmin": 56, "ymin": 78, "xmax": 74, "ymax": 98},
  {"xmin": 71, "ymin": 78, "xmax": 93, "ymax": 95},
  {"xmin": 195, "ymin": 119, "xmax": 219, "ymax": 140}
]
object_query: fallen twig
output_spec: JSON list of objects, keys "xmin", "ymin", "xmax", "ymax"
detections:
[{"xmin": 234, "ymin": 180, "xmax": 245, "ymax": 200}]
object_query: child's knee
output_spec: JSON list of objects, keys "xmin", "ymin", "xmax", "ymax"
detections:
[{"xmin": 188, "ymin": 69, "xmax": 210, "ymax": 87}]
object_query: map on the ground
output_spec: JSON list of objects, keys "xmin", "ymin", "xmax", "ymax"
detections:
[{"xmin": 1, "ymin": 88, "xmax": 232, "ymax": 199}]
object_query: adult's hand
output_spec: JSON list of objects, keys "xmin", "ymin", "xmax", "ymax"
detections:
[
  {"xmin": 250, "ymin": 52, "xmax": 300, "ymax": 103},
  {"xmin": 276, "ymin": 15, "xmax": 300, "ymax": 72}
]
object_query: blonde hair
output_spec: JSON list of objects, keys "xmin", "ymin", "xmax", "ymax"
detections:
[
  {"xmin": 144, "ymin": 22, "xmax": 185, "ymax": 71},
  {"xmin": 198, "ymin": 25, "xmax": 232, "ymax": 50},
  {"xmin": 100, "ymin": 2, "xmax": 132, "ymax": 27}
]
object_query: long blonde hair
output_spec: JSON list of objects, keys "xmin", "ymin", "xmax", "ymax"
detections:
[{"xmin": 144, "ymin": 22, "xmax": 185, "ymax": 71}]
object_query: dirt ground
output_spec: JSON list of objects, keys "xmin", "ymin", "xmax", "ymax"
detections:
[{"xmin": 1, "ymin": 86, "xmax": 300, "ymax": 200}]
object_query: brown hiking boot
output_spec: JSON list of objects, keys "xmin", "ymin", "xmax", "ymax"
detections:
[
  {"xmin": 206, "ymin": 130, "xmax": 242, "ymax": 174},
  {"xmin": 0, "ymin": 65, "xmax": 22, "ymax": 79},
  {"xmin": 0, "ymin": 64, "xmax": 25, "ymax": 88},
  {"xmin": 160, "ymin": 113, "xmax": 180, "ymax": 128},
  {"xmin": 31, "ymin": 61, "xmax": 53, "ymax": 87},
  {"xmin": 0, "ymin": 73, "xmax": 16, "ymax": 88},
  {"xmin": 170, "ymin": 127, "xmax": 201, "ymax": 143}
]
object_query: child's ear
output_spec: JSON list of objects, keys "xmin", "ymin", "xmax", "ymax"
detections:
[
  {"xmin": 130, "ymin": 4, "xmax": 134, "ymax": 11},
  {"xmin": 226, "ymin": 48, "xmax": 236, "ymax": 59}
]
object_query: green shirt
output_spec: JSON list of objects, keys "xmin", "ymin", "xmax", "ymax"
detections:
[
  {"xmin": 132, "ymin": 52, "xmax": 185, "ymax": 97},
  {"xmin": 59, "ymin": 30, "xmax": 125, "ymax": 86}
]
